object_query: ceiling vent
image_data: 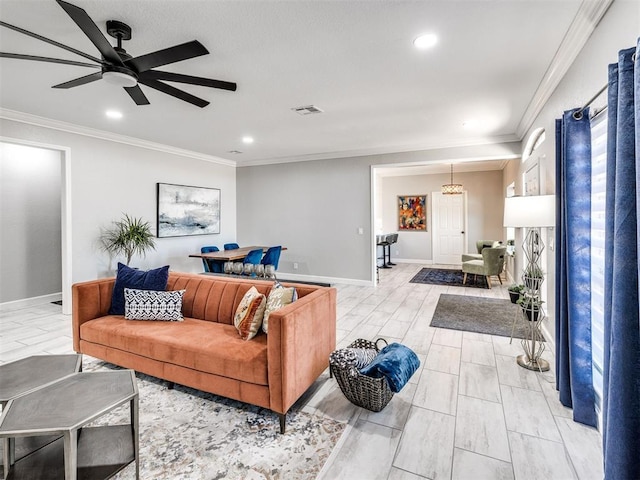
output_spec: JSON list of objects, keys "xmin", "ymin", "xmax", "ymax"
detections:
[{"xmin": 292, "ymin": 105, "xmax": 324, "ymax": 115}]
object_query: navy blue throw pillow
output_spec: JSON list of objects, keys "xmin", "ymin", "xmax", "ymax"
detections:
[{"xmin": 108, "ymin": 263, "xmax": 170, "ymax": 315}]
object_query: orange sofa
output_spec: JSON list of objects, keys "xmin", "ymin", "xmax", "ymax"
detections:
[{"xmin": 72, "ymin": 272, "xmax": 337, "ymax": 433}]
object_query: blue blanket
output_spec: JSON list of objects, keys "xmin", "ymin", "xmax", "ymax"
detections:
[{"xmin": 359, "ymin": 343, "xmax": 420, "ymax": 393}]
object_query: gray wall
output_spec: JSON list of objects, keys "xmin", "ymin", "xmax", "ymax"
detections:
[
  {"xmin": 237, "ymin": 142, "xmax": 520, "ymax": 283},
  {"xmin": 0, "ymin": 143, "xmax": 61, "ymax": 302},
  {"xmin": 0, "ymin": 118, "xmax": 237, "ymax": 302},
  {"xmin": 380, "ymin": 170, "xmax": 505, "ymax": 262}
]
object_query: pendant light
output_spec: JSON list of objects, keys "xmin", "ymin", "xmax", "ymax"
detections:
[{"xmin": 442, "ymin": 164, "xmax": 463, "ymax": 195}]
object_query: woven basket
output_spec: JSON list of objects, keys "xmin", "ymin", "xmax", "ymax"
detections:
[{"xmin": 330, "ymin": 338, "xmax": 394, "ymax": 412}]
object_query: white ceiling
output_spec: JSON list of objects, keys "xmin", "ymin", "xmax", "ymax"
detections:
[{"xmin": 0, "ymin": 0, "xmax": 587, "ymax": 166}]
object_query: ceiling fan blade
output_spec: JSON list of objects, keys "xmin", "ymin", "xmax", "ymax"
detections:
[
  {"xmin": 52, "ymin": 71, "xmax": 102, "ymax": 89},
  {"xmin": 124, "ymin": 85, "xmax": 150, "ymax": 105},
  {"xmin": 0, "ymin": 52, "xmax": 100, "ymax": 68},
  {"xmin": 127, "ymin": 41, "xmax": 208, "ymax": 73},
  {"xmin": 139, "ymin": 70, "xmax": 237, "ymax": 91},
  {"xmin": 56, "ymin": 0, "xmax": 124, "ymax": 66},
  {"xmin": 0, "ymin": 20, "xmax": 103, "ymax": 64},
  {"xmin": 139, "ymin": 78, "xmax": 209, "ymax": 108}
]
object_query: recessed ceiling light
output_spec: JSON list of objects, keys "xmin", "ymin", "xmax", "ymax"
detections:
[
  {"xmin": 413, "ymin": 33, "xmax": 438, "ymax": 50},
  {"xmin": 242, "ymin": 136, "xmax": 254, "ymax": 144},
  {"xmin": 105, "ymin": 110, "xmax": 123, "ymax": 120}
]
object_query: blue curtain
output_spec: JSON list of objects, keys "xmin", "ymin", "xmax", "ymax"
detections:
[
  {"xmin": 555, "ymin": 108, "xmax": 597, "ymax": 428},
  {"xmin": 602, "ymin": 41, "xmax": 640, "ymax": 480}
]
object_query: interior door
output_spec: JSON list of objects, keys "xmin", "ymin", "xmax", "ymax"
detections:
[{"xmin": 432, "ymin": 191, "xmax": 467, "ymax": 265}]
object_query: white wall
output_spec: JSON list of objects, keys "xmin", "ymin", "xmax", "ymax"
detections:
[
  {"xmin": 515, "ymin": 0, "xmax": 640, "ymax": 343},
  {"xmin": 0, "ymin": 143, "xmax": 61, "ymax": 302},
  {"xmin": 379, "ymin": 170, "xmax": 505, "ymax": 262},
  {"xmin": 237, "ymin": 141, "xmax": 520, "ymax": 283},
  {"xmin": 0, "ymin": 118, "xmax": 237, "ymax": 299}
]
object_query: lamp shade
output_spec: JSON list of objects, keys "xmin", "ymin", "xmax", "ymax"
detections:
[{"xmin": 503, "ymin": 195, "xmax": 556, "ymax": 227}]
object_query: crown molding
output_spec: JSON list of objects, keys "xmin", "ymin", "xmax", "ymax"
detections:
[
  {"xmin": 0, "ymin": 108, "xmax": 236, "ymax": 167},
  {"xmin": 516, "ymin": 0, "xmax": 614, "ymax": 139},
  {"xmin": 236, "ymin": 133, "xmax": 521, "ymax": 167}
]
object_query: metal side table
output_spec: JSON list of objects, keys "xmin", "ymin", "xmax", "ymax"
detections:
[{"xmin": 0, "ymin": 370, "xmax": 139, "ymax": 480}]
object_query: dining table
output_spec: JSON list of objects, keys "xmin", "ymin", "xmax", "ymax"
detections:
[{"xmin": 189, "ymin": 246, "xmax": 287, "ymax": 262}]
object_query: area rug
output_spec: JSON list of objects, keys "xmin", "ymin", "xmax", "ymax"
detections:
[
  {"xmin": 83, "ymin": 358, "xmax": 346, "ymax": 479},
  {"xmin": 409, "ymin": 267, "xmax": 488, "ymax": 289},
  {"xmin": 430, "ymin": 294, "xmax": 544, "ymax": 341}
]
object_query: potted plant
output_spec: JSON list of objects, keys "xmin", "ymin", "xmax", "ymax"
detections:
[
  {"xmin": 100, "ymin": 214, "xmax": 157, "ymax": 265},
  {"xmin": 517, "ymin": 295, "xmax": 544, "ymax": 322},
  {"xmin": 523, "ymin": 265, "xmax": 544, "ymax": 291},
  {"xmin": 507, "ymin": 284, "xmax": 524, "ymax": 304}
]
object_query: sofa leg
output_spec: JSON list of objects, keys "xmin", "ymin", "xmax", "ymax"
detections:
[
  {"xmin": 278, "ymin": 413, "xmax": 286, "ymax": 434},
  {"xmin": 463, "ymin": 272, "xmax": 467, "ymax": 284},
  {"xmin": 166, "ymin": 381, "xmax": 175, "ymax": 390}
]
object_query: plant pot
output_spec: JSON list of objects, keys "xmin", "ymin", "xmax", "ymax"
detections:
[
  {"xmin": 522, "ymin": 307, "xmax": 541, "ymax": 322},
  {"xmin": 523, "ymin": 276, "xmax": 542, "ymax": 291},
  {"xmin": 509, "ymin": 291, "xmax": 520, "ymax": 304}
]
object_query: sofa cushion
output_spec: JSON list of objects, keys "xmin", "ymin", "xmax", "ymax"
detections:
[
  {"xmin": 233, "ymin": 286, "xmax": 266, "ymax": 340},
  {"xmin": 124, "ymin": 288, "xmax": 185, "ymax": 321},
  {"xmin": 80, "ymin": 316, "xmax": 268, "ymax": 385},
  {"xmin": 262, "ymin": 284, "xmax": 298, "ymax": 334},
  {"xmin": 109, "ymin": 263, "xmax": 170, "ymax": 315}
]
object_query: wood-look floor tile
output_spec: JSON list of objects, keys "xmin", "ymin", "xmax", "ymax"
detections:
[
  {"xmin": 379, "ymin": 320, "xmax": 411, "ymax": 339},
  {"xmin": 500, "ymin": 385, "xmax": 562, "ymax": 442},
  {"xmin": 432, "ymin": 328, "xmax": 463, "ymax": 348},
  {"xmin": 360, "ymin": 383, "xmax": 416, "ymax": 430},
  {"xmin": 555, "ymin": 417, "xmax": 603, "ymax": 480},
  {"xmin": 387, "ymin": 467, "xmax": 427, "ymax": 480},
  {"xmin": 461, "ymin": 338, "xmax": 496, "ymax": 367},
  {"xmin": 319, "ymin": 419, "xmax": 401, "ymax": 480},
  {"xmin": 413, "ymin": 369, "xmax": 458, "ymax": 415},
  {"xmin": 452, "ymin": 448, "xmax": 514, "ymax": 480},
  {"xmin": 495, "ymin": 354, "xmax": 541, "ymax": 391},
  {"xmin": 509, "ymin": 431, "xmax": 577, "ymax": 479},
  {"xmin": 459, "ymin": 362, "xmax": 501, "ymax": 403},
  {"xmin": 455, "ymin": 395, "xmax": 511, "ymax": 462},
  {"xmin": 425, "ymin": 344, "xmax": 461, "ymax": 375},
  {"xmin": 394, "ymin": 407, "xmax": 455, "ymax": 479}
]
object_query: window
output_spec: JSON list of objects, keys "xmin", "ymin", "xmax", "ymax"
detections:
[{"xmin": 590, "ymin": 110, "xmax": 607, "ymax": 420}]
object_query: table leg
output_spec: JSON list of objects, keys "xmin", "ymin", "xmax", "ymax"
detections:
[
  {"xmin": 2, "ymin": 437, "xmax": 14, "ymax": 480},
  {"xmin": 131, "ymin": 396, "xmax": 139, "ymax": 480},
  {"xmin": 63, "ymin": 430, "xmax": 77, "ymax": 480}
]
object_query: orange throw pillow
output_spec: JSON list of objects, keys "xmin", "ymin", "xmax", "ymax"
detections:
[{"xmin": 233, "ymin": 286, "xmax": 266, "ymax": 340}]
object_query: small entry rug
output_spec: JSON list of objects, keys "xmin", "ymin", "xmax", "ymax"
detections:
[
  {"xmin": 82, "ymin": 358, "xmax": 346, "ymax": 479},
  {"xmin": 410, "ymin": 268, "xmax": 489, "ymax": 289},
  {"xmin": 430, "ymin": 294, "xmax": 544, "ymax": 340}
]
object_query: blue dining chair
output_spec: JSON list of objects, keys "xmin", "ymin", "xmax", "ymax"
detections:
[
  {"xmin": 201, "ymin": 246, "xmax": 223, "ymax": 273},
  {"xmin": 224, "ymin": 243, "xmax": 240, "ymax": 250},
  {"xmin": 260, "ymin": 246, "xmax": 282, "ymax": 270},
  {"xmin": 243, "ymin": 249, "xmax": 263, "ymax": 266}
]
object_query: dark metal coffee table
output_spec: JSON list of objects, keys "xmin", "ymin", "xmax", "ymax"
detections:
[{"xmin": 0, "ymin": 370, "xmax": 139, "ymax": 480}]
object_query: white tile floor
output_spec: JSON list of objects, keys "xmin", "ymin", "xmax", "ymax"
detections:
[{"xmin": 0, "ymin": 263, "xmax": 604, "ymax": 480}]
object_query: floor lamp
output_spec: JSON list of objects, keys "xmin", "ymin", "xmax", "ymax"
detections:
[{"xmin": 503, "ymin": 195, "xmax": 556, "ymax": 371}]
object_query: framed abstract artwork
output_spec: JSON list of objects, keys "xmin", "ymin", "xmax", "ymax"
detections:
[
  {"xmin": 157, "ymin": 183, "xmax": 220, "ymax": 238},
  {"xmin": 398, "ymin": 195, "xmax": 427, "ymax": 231}
]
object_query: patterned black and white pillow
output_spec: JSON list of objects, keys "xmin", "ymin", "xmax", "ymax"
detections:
[{"xmin": 124, "ymin": 288, "xmax": 185, "ymax": 321}]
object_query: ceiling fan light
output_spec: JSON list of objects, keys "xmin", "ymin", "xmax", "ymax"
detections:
[{"xmin": 102, "ymin": 70, "xmax": 138, "ymax": 88}]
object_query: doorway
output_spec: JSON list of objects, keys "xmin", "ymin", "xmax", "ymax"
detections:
[
  {"xmin": 431, "ymin": 191, "xmax": 467, "ymax": 265},
  {"xmin": 0, "ymin": 138, "xmax": 72, "ymax": 314}
]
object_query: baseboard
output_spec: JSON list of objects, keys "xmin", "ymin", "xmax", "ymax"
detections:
[
  {"xmin": 392, "ymin": 258, "xmax": 433, "ymax": 265},
  {"xmin": 0, "ymin": 292, "xmax": 63, "ymax": 312},
  {"xmin": 275, "ymin": 272, "xmax": 374, "ymax": 287}
]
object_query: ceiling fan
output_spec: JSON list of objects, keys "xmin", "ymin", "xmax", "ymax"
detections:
[{"xmin": 0, "ymin": 0, "xmax": 237, "ymax": 108}]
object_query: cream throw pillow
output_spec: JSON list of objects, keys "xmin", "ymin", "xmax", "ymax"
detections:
[
  {"xmin": 234, "ymin": 286, "xmax": 266, "ymax": 340},
  {"xmin": 262, "ymin": 284, "xmax": 298, "ymax": 334}
]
